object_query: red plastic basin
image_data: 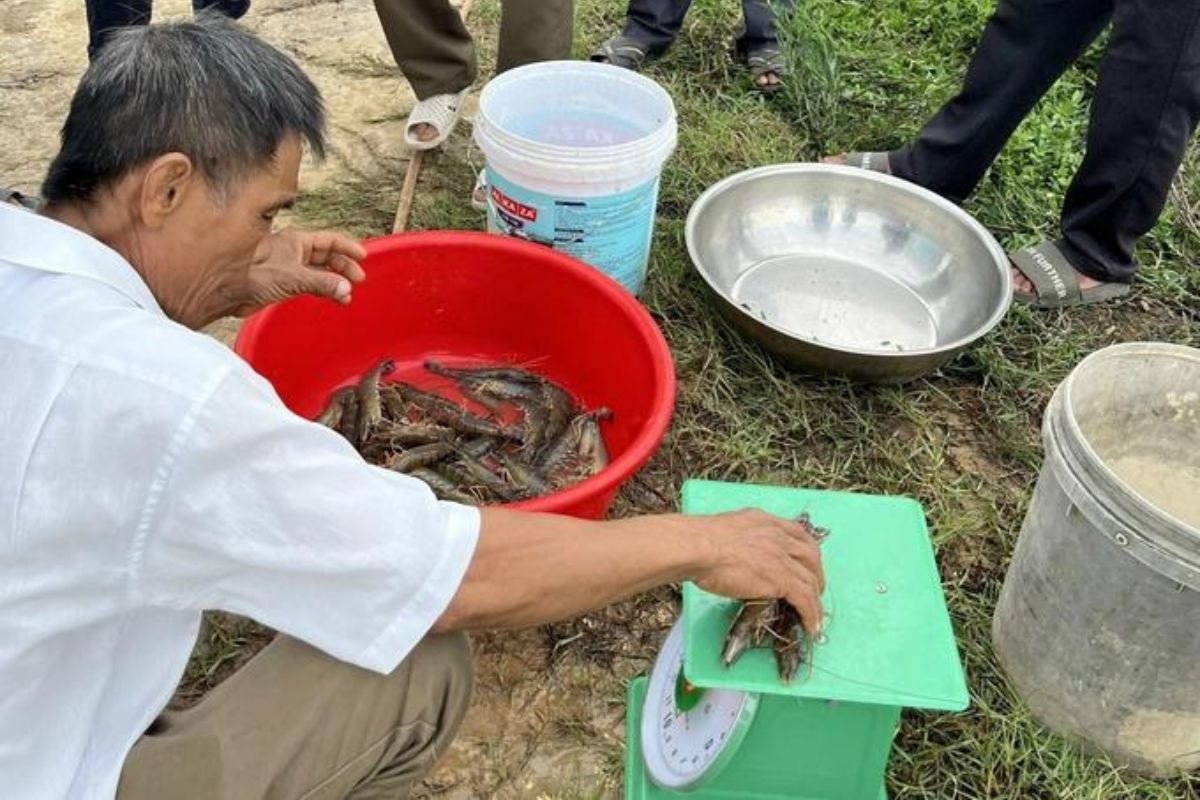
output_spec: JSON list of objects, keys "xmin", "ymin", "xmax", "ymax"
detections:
[{"xmin": 235, "ymin": 231, "xmax": 676, "ymax": 519}]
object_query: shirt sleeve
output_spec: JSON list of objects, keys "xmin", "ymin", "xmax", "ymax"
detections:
[{"xmin": 132, "ymin": 366, "xmax": 479, "ymax": 674}]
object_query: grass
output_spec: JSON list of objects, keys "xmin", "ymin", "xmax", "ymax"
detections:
[
  {"xmin": 773, "ymin": 0, "xmax": 843, "ymax": 158},
  {"xmin": 211, "ymin": 0, "xmax": 1199, "ymax": 796}
]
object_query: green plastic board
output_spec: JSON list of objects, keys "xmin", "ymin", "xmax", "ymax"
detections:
[
  {"xmin": 680, "ymin": 480, "xmax": 969, "ymax": 711},
  {"xmin": 625, "ymin": 678, "xmax": 891, "ymax": 800}
]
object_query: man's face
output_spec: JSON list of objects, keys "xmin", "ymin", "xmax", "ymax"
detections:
[{"xmin": 152, "ymin": 136, "xmax": 302, "ymax": 306}]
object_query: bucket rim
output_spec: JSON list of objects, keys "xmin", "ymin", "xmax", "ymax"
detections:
[
  {"xmin": 476, "ymin": 60, "xmax": 679, "ymax": 161},
  {"xmin": 1053, "ymin": 341, "xmax": 1200, "ymax": 542},
  {"xmin": 476, "ymin": 117, "xmax": 678, "ymax": 163}
]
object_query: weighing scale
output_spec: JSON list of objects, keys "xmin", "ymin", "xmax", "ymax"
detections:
[{"xmin": 625, "ymin": 480, "xmax": 970, "ymax": 799}]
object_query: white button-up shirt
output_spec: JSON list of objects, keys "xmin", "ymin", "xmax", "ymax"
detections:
[{"xmin": 0, "ymin": 205, "xmax": 480, "ymax": 799}]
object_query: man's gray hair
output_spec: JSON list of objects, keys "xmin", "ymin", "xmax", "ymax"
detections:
[{"xmin": 43, "ymin": 13, "xmax": 325, "ymax": 204}]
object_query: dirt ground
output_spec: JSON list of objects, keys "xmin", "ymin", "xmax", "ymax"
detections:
[
  {"xmin": 0, "ymin": 0, "xmax": 419, "ymax": 193},
  {"xmin": 1, "ymin": 2, "xmax": 632, "ymax": 796}
]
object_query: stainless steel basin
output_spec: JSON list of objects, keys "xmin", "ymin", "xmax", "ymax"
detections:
[{"xmin": 686, "ymin": 164, "xmax": 1012, "ymax": 383}]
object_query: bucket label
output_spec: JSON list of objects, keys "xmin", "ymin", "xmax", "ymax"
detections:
[
  {"xmin": 490, "ymin": 186, "xmax": 538, "ymax": 222},
  {"xmin": 485, "ymin": 169, "xmax": 660, "ymax": 294}
]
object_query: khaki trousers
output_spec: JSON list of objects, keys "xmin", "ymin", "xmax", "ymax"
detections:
[
  {"xmin": 372, "ymin": 0, "xmax": 575, "ymax": 100},
  {"xmin": 118, "ymin": 633, "xmax": 473, "ymax": 800}
]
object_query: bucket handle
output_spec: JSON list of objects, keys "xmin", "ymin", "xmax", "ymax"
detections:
[{"xmin": 471, "ymin": 167, "xmax": 488, "ymax": 213}]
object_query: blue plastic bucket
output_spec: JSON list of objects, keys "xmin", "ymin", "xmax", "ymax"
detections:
[{"xmin": 474, "ymin": 61, "xmax": 678, "ymax": 294}]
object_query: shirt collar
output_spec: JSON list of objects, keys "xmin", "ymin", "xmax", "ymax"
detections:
[{"xmin": 0, "ymin": 203, "xmax": 165, "ymax": 315}]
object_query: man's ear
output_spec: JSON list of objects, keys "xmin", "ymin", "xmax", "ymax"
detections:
[{"xmin": 138, "ymin": 153, "xmax": 196, "ymax": 229}]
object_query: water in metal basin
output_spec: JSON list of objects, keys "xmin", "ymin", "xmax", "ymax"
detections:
[{"xmin": 730, "ymin": 255, "xmax": 940, "ymax": 352}]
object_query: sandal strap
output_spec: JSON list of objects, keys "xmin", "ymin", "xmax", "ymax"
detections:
[
  {"xmin": 1010, "ymin": 242, "xmax": 1083, "ymax": 306},
  {"xmin": 845, "ymin": 152, "xmax": 891, "ymax": 174},
  {"xmin": 744, "ymin": 45, "xmax": 788, "ymax": 76},
  {"xmin": 590, "ymin": 35, "xmax": 652, "ymax": 68},
  {"xmin": 405, "ymin": 90, "xmax": 467, "ymax": 146}
]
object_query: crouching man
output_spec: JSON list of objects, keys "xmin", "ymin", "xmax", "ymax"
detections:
[{"xmin": 0, "ymin": 17, "xmax": 824, "ymax": 799}]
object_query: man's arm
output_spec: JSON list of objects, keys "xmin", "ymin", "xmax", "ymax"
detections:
[{"xmin": 434, "ymin": 508, "xmax": 825, "ymax": 634}]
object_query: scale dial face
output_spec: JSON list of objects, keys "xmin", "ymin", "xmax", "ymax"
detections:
[{"xmin": 640, "ymin": 620, "xmax": 758, "ymax": 791}]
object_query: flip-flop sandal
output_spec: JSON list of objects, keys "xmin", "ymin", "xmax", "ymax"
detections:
[
  {"xmin": 842, "ymin": 152, "xmax": 891, "ymax": 174},
  {"xmin": 3, "ymin": 188, "xmax": 39, "ymax": 211},
  {"xmin": 590, "ymin": 35, "xmax": 654, "ymax": 70},
  {"xmin": 739, "ymin": 43, "xmax": 789, "ymax": 95},
  {"xmin": 404, "ymin": 89, "xmax": 469, "ymax": 152},
  {"xmin": 1010, "ymin": 241, "xmax": 1131, "ymax": 308}
]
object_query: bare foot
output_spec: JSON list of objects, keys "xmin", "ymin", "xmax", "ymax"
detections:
[
  {"xmin": 1012, "ymin": 264, "xmax": 1102, "ymax": 294},
  {"xmin": 822, "ymin": 153, "xmax": 849, "ymax": 166},
  {"xmin": 409, "ymin": 122, "xmax": 440, "ymax": 143},
  {"xmin": 755, "ymin": 71, "xmax": 782, "ymax": 88}
]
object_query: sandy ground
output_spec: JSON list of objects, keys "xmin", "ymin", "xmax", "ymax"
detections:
[
  {"xmin": 1, "ymin": 2, "xmax": 625, "ymax": 796},
  {"xmin": 0, "ymin": 0, "xmax": 418, "ymax": 192}
]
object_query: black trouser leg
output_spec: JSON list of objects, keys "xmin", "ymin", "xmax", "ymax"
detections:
[
  {"xmin": 193, "ymin": 0, "xmax": 251, "ymax": 19},
  {"xmin": 85, "ymin": 0, "xmax": 151, "ymax": 61},
  {"xmin": 1058, "ymin": 0, "xmax": 1200, "ymax": 282},
  {"xmin": 86, "ymin": 0, "xmax": 250, "ymax": 61},
  {"xmin": 890, "ymin": 0, "xmax": 1113, "ymax": 202},
  {"xmin": 739, "ymin": 0, "xmax": 793, "ymax": 51},
  {"xmin": 622, "ymin": 0, "xmax": 693, "ymax": 53}
]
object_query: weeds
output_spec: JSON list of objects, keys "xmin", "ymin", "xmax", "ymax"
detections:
[{"xmin": 772, "ymin": 0, "xmax": 844, "ymax": 158}]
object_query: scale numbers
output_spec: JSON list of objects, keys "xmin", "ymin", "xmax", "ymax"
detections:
[{"xmin": 640, "ymin": 621, "xmax": 758, "ymax": 790}]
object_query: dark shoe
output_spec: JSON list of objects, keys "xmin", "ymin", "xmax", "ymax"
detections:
[
  {"xmin": 1010, "ymin": 241, "xmax": 1132, "ymax": 308},
  {"xmin": 590, "ymin": 35, "xmax": 655, "ymax": 70}
]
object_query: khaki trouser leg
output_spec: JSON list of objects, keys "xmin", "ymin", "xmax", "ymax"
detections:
[
  {"xmin": 373, "ymin": 0, "xmax": 478, "ymax": 100},
  {"xmin": 496, "ymin": 0, "xmax": 575, "ymax": 72},
  {"xmin": 117, "ymin": 633, "xmax": 473, "ymax": 800}
]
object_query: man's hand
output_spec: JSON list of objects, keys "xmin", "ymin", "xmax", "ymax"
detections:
[
  {"xmin": 690, "ymin": 509, "xmax": 826, "ymax": 634},
  {"xmin": 233, "ymin": 229, "xmax": 367, "ymax": 316}
]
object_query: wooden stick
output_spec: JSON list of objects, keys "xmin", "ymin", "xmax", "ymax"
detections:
[
  {"xmin": 392, "ymin": 0, "xmax": 476, "ymax": 233},
  {"xmin": 392, "ymin": 150, "xmax": 424, "ymax": 233}
]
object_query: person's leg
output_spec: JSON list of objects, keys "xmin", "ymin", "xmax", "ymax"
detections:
[
  {"xmin": 85, "ymin": 0, "xmax": 152, "ymax": 61},
  {"xmin": 622, "ymin": 0, "xmax": 694, "ymax": 54},
  {"xmin": 193, "ymin": 0, "xmax": 251, "ymax": 19},
  {"xmin": 374, "ymin": 0, "xmax": 477, "ymax": 147},
  {"xmin": 497, "ymin": 0, "xmax": 575, "ymax": 72},
  {"xmin": 739, "ymin": 0, "xmax": 792, "ymax": 89},
  {"xmin": 1057, "ymin": 0, "xmax": 1200, "ymax": 283},
  {"xmin": 889, "ymin": 0, "xmax": 1114, "ymax": 202},
  {"xmin": 740, "ymin": 0, "xmax": 788, "ymax": 49},
  {"xmin": 117, "ymin": 633, "xmax": 473, "ymax": 800},
  {"xmin": 373, "ymin": 0, "xmax": 477, "ymax": 100}
]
